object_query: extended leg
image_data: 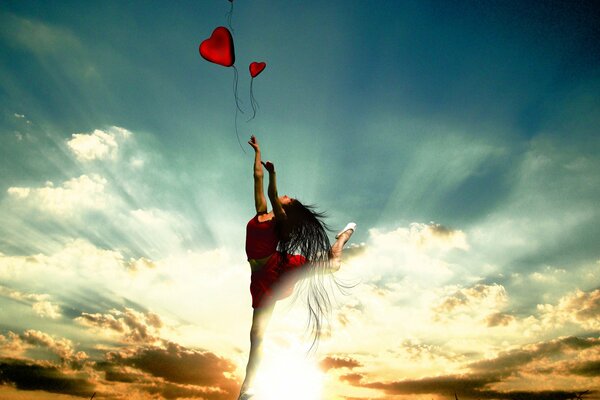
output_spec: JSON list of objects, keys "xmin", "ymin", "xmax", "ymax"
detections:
[{"xmin": 239, "ymin": 302, "xmax": 275, "ymax": 399}]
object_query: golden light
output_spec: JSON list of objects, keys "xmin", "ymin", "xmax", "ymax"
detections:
[{"xmin": 253, "ymin": 343, "xmax": 325, "ymax": 400}]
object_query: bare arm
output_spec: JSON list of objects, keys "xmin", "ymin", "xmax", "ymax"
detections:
[
  {"xmin": 248, "ymin": 136, "xmax": 267, "ymax": 214},
  {"xmin": 263, "ymin": 161, "xmax": 287, "ymax": 222}
]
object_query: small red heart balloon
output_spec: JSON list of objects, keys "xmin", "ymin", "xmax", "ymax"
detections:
[
  {"xmin": 249, "ymin": 62, "xmax": 266, "ymax": 78},
  {"xmin": 199, "ymin": 27, "xmax": 235, "ymax": 67}
]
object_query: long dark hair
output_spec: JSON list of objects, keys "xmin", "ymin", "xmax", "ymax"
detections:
[{"xmin": 276, "ymin": 200, "xmax": 337, "ymax": 351}]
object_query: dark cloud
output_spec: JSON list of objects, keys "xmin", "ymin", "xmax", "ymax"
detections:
[
  {"xmin": 94, "ymin": 361, "xmax": 148, "ymax": 383},
  {"xmin": 362, "ymin": 373, "xmax": 496, "ymax": 396},
  {"xmin": 354, "ymin": 373, "xmax": 593, "ymax": 400},
  {"xmin": 342, "ymin": 397, "xmax": 378, "ymax": 400},
  {"xmin": 0, "ymin": 359, "xmax": 94, "ymax": 397},
  {"xmin": 429, "ymin": 223, "xmax": 456, "ymax": 237},
  {"xmin": 567, "ymin": 360, "xmax": 600, "ymax": 377},
  {"xmin": 320, "ymin": 355, "xmax": 362, "ymax": 371},
  {"xmin": 485, "ymin": 312, "xmax": 515, "ymax": 327},
  {"xmin": 340, "ymin": 373, "xmax": 364, "ymax": 385},
  {"xmin": 106, "ymin": 341, "xmax": 238, "ymax": 395},
  {"xmin": 468, "ymin": 336, "xmax": 600, "ymax": 373},
  {"xmin": 346, "ymin": 337, "xmax": 600, "ymax": 399},
  {"xmin": 145, "ymin": 381, "xmax": 232, "ymax": 400}
]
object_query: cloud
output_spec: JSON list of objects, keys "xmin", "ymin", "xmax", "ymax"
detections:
[
  {"xmin": 125, "ymin": 257, "xmax": 156, "ymax": 271},
  {"xmin": 0, "ymin": 359, "xmax": 95, "ymax": 397},
  {"xmin": 567, "ymin": 360, "xmax": 600, "ymax": 377},
  {"xmin": 485, "ymin": 312, "xmax": 515, "ymax": 327},
  {"xmin": 0, "ymin": 322, "xmax": 239, "ymax": 399},
  {"xmin": 360, "ymin": 373, "xmax": 497, "ymax": 396},
  {"xmin": 537, "ymin": 289, "xmax": 600, "ymax": 330},
  {"xmin": 344, "ymin": 222, "xmax": 467, "ymax": 291},
  {"xmin": 468, "ymin": 336, "xmax": 600, "ymax": 374},
  {"xmin": 0, "ymin": 332, "xmax": 29, "ymax": 358},
  {"xmin": 320, "ymin": 355, "xmax": 362, "ymax": 371},
  {"xmin": 21, "ymin": 330, "xmax": 87, "ymax": 364},
  {"xmin": 372, "ymin": 222, "xmax": 469, "ymax": 254},
  {"xmin": 7, "ymin": 174, "xmax": 109, "ymax": 215},
  {"xmin": 144, "ymin": 381, "xmax": 233, "ymax": 400},
  {"xmin": 76, "ymin": 307, "xmax": 163, "ymax": 344},
  {"xmin": 340, "ymin": 373, "xmax": 365, "ymax": 385},
  {"xmin": 104, "ymin": 341, "xmax": 238, "ymax": 398},
  {"xmin": 359, "ymin": 374, "xmax": 592, "ymax": 400},
  {"xmin": 0, "ymin": 239, "xmax": 160, "ymax": 289},
  {"xmin": 432, "ymin": 283, "xmax": 508, "ymax": 322},
  {"xmin": 0, "ymin": 285, "xmax": 61, "ymax": 319},
  {"xmin": 341, "ymin": 336, "xmax": 599, "ymax": 399},
  {"xmin": 67, "ymin": 127, "xmax": 131, "ymax": 161}
]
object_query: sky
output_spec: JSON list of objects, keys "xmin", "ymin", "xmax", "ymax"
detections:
[{"xmin": 0, "ymin": 1, "xmax": 599, "ymax": 399}]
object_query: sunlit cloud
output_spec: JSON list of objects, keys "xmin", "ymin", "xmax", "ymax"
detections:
[
  {"xmin": 76, "ymin": 308, "xmax": 164, "ymax": 345},
  {"xmin": 67, "ymin": 127, "xmax": 131, "ymax": 162},
  {"xmin": 343, "ymin": 336, "xmax": 599, "ymax": 399},
  {"xmin": 0, "ymin": 332, "xmax": 28, "ymax": 358},
  {"xmin": 432, "ymin": 283, "xmax": 508, "ymax": 323},
  {"xmin": 21, "ymin": 330, "xmax": 88, "ymax": 364},
  {"xmin": 7, "ymin": 174, "xmax": 110, "ymax": 216},
  {"xmin": 320, "ymin": 355, "xmax": 362, "ymax": 371},
  {"xmin": 537, "ymin": 288, "xmax": 600, "ymax": 331}
]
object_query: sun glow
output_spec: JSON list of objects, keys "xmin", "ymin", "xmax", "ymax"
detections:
[{"xmin": 253, "ymin": 345, "xmax": 325, "ymax": 400}]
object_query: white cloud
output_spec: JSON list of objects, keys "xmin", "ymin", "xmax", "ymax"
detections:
[
  {"xmin": 32, "ymin": 301, "xmax": 62, "ymax": 319},
  {"xmin": 0, "ymin": 239, "xmax": 248, "ymax": 356},
  {"xmin": 7, "ymin": 174, "xmax": 109, "ymax": 215},
  {"xmin": 0, "ymin": 285, "xmax": 61, "ymax": 319},
  {"xmin": 349, "ymin": 222, "xmax": 466, "ymax": 287},
  {"xmin": 67, "ymin": 126, "xmax": 131, "ymax": 161}
]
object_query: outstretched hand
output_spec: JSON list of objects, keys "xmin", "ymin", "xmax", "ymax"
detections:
[
  {"xmin": 261, "ymin": 160, "xmax": 275, "ymax": 173},
  {"xmin": 248, "ymin": 135, "xmax": 260, "ymax": 152}
]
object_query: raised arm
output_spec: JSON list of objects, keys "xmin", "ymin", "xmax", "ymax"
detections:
[
  {"xmin": 248, "ymin": 136, "xmax": 267, "ymax": 214},
  {"xmin": 262, "ymin": 161, "xmax": 287, "ymax": 222}
]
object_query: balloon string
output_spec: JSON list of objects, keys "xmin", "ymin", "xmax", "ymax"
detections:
[
  {"xmin": 232, "ymin": 66, "xmax": 245, "ymax": 153},
  {"xmin": 225, "ymin": 2, "xmax": 234, "ymax": 33},
  {"xmin": 235, "ymin": 100, "xmax": 246, "ymax": 153},
  {"xmin": 233, "ymin": 66, "xmax": 244, "ymax": 114},
  {"xmin": 247, "ymin": 78, "xmax": 259, "ymax": 122}
]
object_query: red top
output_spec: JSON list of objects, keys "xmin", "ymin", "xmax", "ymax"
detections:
[{"xmin": 245, "ymin": 214, "xmax": 279, "ymax": 259}]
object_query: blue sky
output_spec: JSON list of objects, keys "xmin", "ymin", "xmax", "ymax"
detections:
[{"xmin": 1, "ymin": 1, "xmax": 599, "ymax": 399}]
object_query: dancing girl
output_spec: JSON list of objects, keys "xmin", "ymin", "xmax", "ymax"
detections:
[{"xmin": 239, "ymin": 135, "xmax": 356, "ymax": 400}]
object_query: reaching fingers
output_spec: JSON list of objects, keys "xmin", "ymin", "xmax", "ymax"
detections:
[
  {"xmin": 248, "ymin": 135, "xmax": 260, "ymax": 150},
  {"xmin": 261, "ymin": 161, "xmax": 275, "ymax": 172}
]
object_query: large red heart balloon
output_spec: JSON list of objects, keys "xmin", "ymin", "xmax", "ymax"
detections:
[
  {"xmin": 249, "ymin": 62, "xmax": 266, "ymax": 78},
  {"xmin": 199, "ymin": 27, "xmax": 235, "ymax": 67}
]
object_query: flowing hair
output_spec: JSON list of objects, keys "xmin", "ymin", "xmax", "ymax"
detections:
[{"xmin": 276, "ymin": 200, "xmax": 341, "ymax": 352}]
